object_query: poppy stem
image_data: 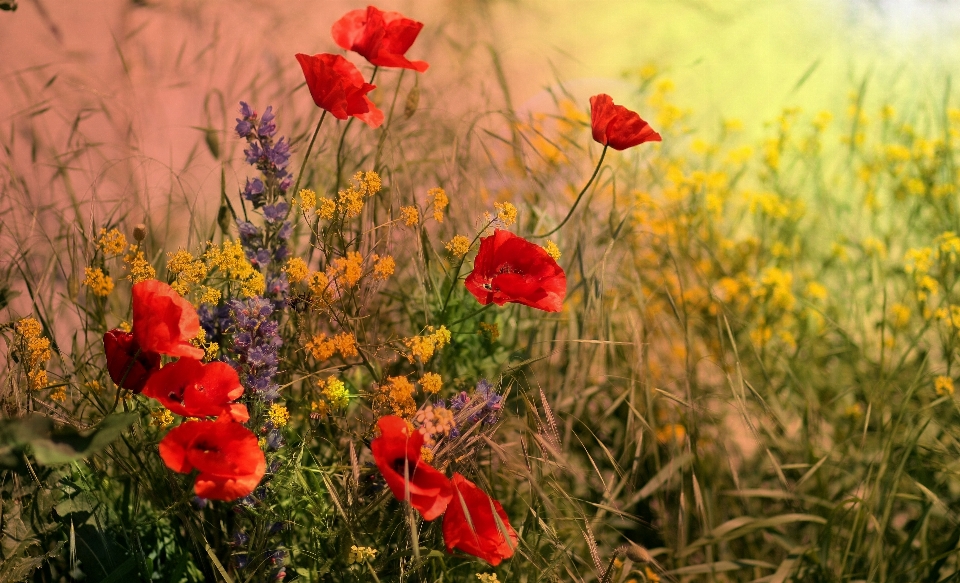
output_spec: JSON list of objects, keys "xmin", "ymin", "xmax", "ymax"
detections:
[
  {"xmin": 291, "ymin": 110, "xmax": 328, "ymax": 200},
  {"xmin": 531, "ymin": 144, "xmax": 608, "ymax": 239}
]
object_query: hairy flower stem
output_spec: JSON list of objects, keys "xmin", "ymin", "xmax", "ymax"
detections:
[{"xmin": 531, "ymin": 144, "xmax": 608, "ymax": 239}]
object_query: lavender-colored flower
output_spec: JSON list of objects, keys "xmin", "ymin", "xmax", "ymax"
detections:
[
  {"xmin": 232, "ymin": 531, "xmax": 250, "ymax": 547},
  {"xmin": 229, "ymin": 297, "xmax": 283, "ymax": 402},
  {"xmin": 192, "ymin": 496, "xmax": 208, "ymax": 509},
  {"xmin": 263, "ymin": 202, "xmax": 289, "ymax": 223},
  {"xmin": 242, "ymin": 177, "xmax": 266, "ymax": 206},
  {"xmin": 234, "ymin": 554, "xmax": 249, "ymax": 569},
  {"xmin": 236, "ymin": 118, "xmax": 254, "ymax": 138},
  {"xmin": 244, "ymin": 142, "xmax": 264, "ymax": 166},
  {"xmin": 237, "ymin": 220, "xmax": 260, "ymax": 240},
  {"xmin": 258, "ymin": 106, "xmax": 277, "ymax": 138},
  {"xmin": 277, "ymin": 222, "xmax": 293, "ymax": 241},
  {"xmin": 248, "ymin": 248, "xmax": 272, "ymax": 268},
  {"xmin": 266, "ymin": 430, "xmax": 284, "ymax": 450},
  {"xmin": 265, "ymin": 137, "xmax": 290, "ymax": 168},
  {"xmin": 239, "ymin": 102, "xmax": 256, "ymax": 119}
]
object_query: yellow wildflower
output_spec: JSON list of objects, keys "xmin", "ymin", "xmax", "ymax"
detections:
[
  {"xmin": 644, "ymin": 566, "xmax": 661, "ymax": 583},
  {"xmin": 196, "ymin": 286, "xmax": 222, "ymax": 306},
  {"xmin": 399, "ymin": 205, "xmax": 419, "ymax": 226},
  {"xmin": 890, "ymin": 303, "xmax": 911, "ymax": 329},
  {"xmin": 49, "ymin": 386, "xmax": 67, "ymax": 402},
  {"xmin": 96, "ymin": 228, "xmax": 128, "ymax": 256},
  {"xmin": 403, "ymin": 326, "xmax": 451, "ymax": 363},
  {"xmin": 317, "ymin": 197, "xmax": 336, "ymax": 220},
  {"xmin": 374, "ymin": 375, "xmax": 417, "ymax": 418},
  {"xmin": 750, "ymin": 325, "xmax": 772, "ymax": 347},
  {"xmin": 373, "ymin": 255, "xmax": 395, "ymax": 280},
  {"xmin": 723, "ymin": 118, "xmax": 744, "ymax": 133},
  {"xmin": 298, "ymin": 188, "xmax": 317, "ymax": 210},
  {"xmin": 428, "ymin": 187, "xmax": 449, "ymax": 222},
  {"xmin": 476, "ymin": 574, "xmax": 500, "ymax": 583},
  {"xmin": 123, "ymin": 248, "xmax": 156, "ymax": 284},
  {"xmin": 446, "ymin": 235, "xmax": 471, "ymax": 258},
  {"xmin": 332, "ymin": 332, "xmax": 359, "ymax": 358},
  {"xmin": 543, "ymin": 240, "xmax": 561, "ymax": 260},
  {"xmin": 284, "ymin": 257, "xmax": 309, "ymax": 284},
  {"xmin": 16, "ymin": 317, "xmax": 52, "ymax": 391},
  {"xmin": 241, "ymin": 272, "xmax": 266, "ymax": 297},
  {"xmin": 310, "ymin": 400, "xmax": 330, "ymax": 418},
  {"xmin": 479, "ymin": 321, "xmax": 499, "ymax": 342},
  {"xmin": 494, "ymin": 201, "xmax": 517, "ymax": 226},
  {"xmin": 309, "ymin": 271, "xmax": 331, "ymax": 300},
  {"xmin": 267, "ymin": 404, "xmax": 290, "ymax": 427},
  {"xmin": 83, "ymin": 267, "xmax": 114, "ymax": 297},
  {"xmin": 151, "ymin": 409, "xmax": 174, "ymax": 428},
  {"xmin": 935, "ymin": 376, "xmax": 955, "ymax": 396},
  {"xmin": 420, "ymin": 447, "xmax": 435, "ymax": 464},
  {"xmin": 167, "ymin": 249, "xmax": 207, "ymax": 296},
  {"xmin": 360, "ymin": 170, "xmax": 382, "ymax": 195},
  {"xmin": 118, "ymin": 321, "xmax": 132, "ymax": 333},
  {"xmin": 347, "ymin": 545, "xmax": 377, "ymax": 565},
  {"xmin": 330, "ymin": 251, "xmax": 364, "ymax": 287},
  {"xmin": 805, "ymin": 281, "xmax": 827, "ymax": 301},
  {"xmin": 419, "ymin": 372, "xmax": 442, "ymax": 394},
  {"xmin": 321, "ymin": 377, "xmax": 350, "ymax": 409},
  {"xmin": 338, "ymin": 185, "xmax": 365, "ymax": 219},
  {"xmin": 306, "ymin": 333, "xmax": 337, "ymax": 361},
  {"xmin": 655, "ymin": 423, "xmax": 686, "ymax": 445}
]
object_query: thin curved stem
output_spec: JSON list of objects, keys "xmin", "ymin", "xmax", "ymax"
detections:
[
  {"xmin": 291, "ymin": 110, "xmax": 328, "ymax": 200},
  {"xmin": 531, "ymin": 144, "xmax": 608, "ymax": 239}
]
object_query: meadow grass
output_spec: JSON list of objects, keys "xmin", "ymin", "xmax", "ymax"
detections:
[{"xmin": 4, "ymin": 3, "xmax": 960, "ymax": 582}]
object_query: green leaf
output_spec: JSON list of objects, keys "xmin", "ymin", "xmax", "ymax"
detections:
[{"xmin": 0, "ymin": 413, "xmax": 138, "ymax": 466}]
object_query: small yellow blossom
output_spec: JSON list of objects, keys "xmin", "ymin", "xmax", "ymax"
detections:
[
  {"xmin": 428, "ymin": 187, "xmax": 449, "ymax": 222},
  {"xmin": 309, "ymin": 271, "xmax": 331, "ymax": 301},
  {"xmin": 400, "ymin": 205, "xmax": 420, "ymax": 226},
  {"xmin": 374, "ymin": 375, "xmax": 417, "ymax": 418},
  {"xmin": 49, "ymin": 386, "xmax": 67, "ymax": 402},
  {"xmin": 723, "ymin": 118, "xmax": 744, "ymax": 133},
  {"xmin": 347, "ymin": 545, "xmax": 377, "ymax": 565},
  {"xmin": 476, "ymin": 574, "xmax": 500, "ymax": 583},
  {"xmin": 16, "ymin": 317, "xmax": 52, "ymax": 391},
  {"xmin": 373, "ymin": 255, "xmax": 395, "ymax": 280},
  {"xmin": 331, "ymin": 251, "xmax": 364, "ymax": 287},
  {"xmin": 84, "ymin": 380, "xmax": 102, "ymax": 392},
  {"xmin": 494, "ymin": 201, "xmax": 518, "ymax": 226},
  {"xmin": 750, "ymin": 325, "xmax": 773, "ymax": 347},
  {"xmin": 403, "ymin": 326, "xmax": 451, "ymax": 363},
  {"xmin": 97, "ymin": 228, "xmax": 128, "ymax": 256},
  {"xmin": 845, "ymin": 403, "xmax": 864, "ymax": 418},
  {"xmin": 83, "ymin": 267, "xmax": 114, "ymax": 297},
  {"xmin": 446, "ymin": 235, "xmax": 471, "ymax": 258},
  {"xmin": 268, "ymin": 404, "xmax": 290, "ymax": 427},
  {"xmin": 655, "ymin": 423, "xmax": 686, "ymax": 445},
  {"xmin": 332, "ymin": 332, "xmax": 359, "ymax": 358},
  {"xmin": 338, "ymin": 186, "xmax": 365, "ymax": 219},
  {"xmin": 644, "ymin": 566, "xmax": 661, "ymax": 583},
  {"xmin": 306, "ymin": 333, "xmax": 337, "ymax": 361},
  {"xmin": 298, "ymin": 188, "xmax": 317, "ymax": 210},
  {"xmin": 935, "ymin": 376, "xmax": 955, "ymax": 396},
  {"xmin": 320, "ymin": 377, "xmax": 351, "ymax": 409},
  {"xmin": 151, "ymin": 409, "xmax": 174, "ymax": 428},
  {"xmin": 360, "ymin": 170, "xmax": 382, "ymax": 195},
  {"xmin": 310, "ymin": 400, "xmax": 330, "ymax": 418},
  {"xmin": 317, "ymin": 197, "xmax": 336, "ymax": 220},
  {"xmin": 805, "ymin": 281, "xmax": 827, "ymax": 301},
  {"xmin": 118, "ymin": 321, "xmax": 132, "ymax": 333},
  {"xmin": 419, "ymin": 372, "xmax": 442, "ymax": 394},
  {"xmin": 420, "ymin": 447, "xmax": 435, "ymax": 464},
  {"xmin": 284, "ymin": 257, "xmax": 309, "ymax": 284},
  {"xmin": 891, "ymin": 303, "xmax": 911, "ymax": 329},
  {"xmin": 543, "ymin": 240, "xmax": 561, "ymax": 260},
  {"xmin": 479, "ymin": 321, "xmax": 500, "ymax": 342},
  {"xmin": 124, "ymin": 248, "xmax": 156, "ymax": 283}
]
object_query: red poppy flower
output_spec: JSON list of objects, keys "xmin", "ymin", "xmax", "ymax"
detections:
[
  {"xmin": 142, "ymin": 358, "xmax": 248, "ymax": 422},
  {"xmin": 464, "ymin": 229, "xmax": 566, "ymax": 313},
  {"xmin": 159, "ymin": 419, "xmax": 265, "ymax": 501},
  {"xmin": 295, "ymin": 53, "xmax": 384, "ymax": 128},
  {"xmin": 589, "ymin": 94, "xmax": 661, "ymax": 151},
  {"xmin": 331, "ymin": 6, "xmax": 429, "ymax": 73},
  {"xmin": 102, "ymin": 329, "xmax": 161, "ymax": 393},
  {"xmin": 370, "ymin": 415, "xmax": 451, "ymax": 520},
  {"xmin": 443, "ymin": 473, "xmax": 518, "ymax": 566},
  {"xmin": 132, "ymin": 280, "xmax": 204, "ymax": 360}
]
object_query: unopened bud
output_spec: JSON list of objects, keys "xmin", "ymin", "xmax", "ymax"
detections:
[
  {"xmin": 133, "ymin": 223, "xmax": 147, "ymax": 242},
  {"xmin": 404, "ymin": 83, "xmax": 420, "ymax": 119}
]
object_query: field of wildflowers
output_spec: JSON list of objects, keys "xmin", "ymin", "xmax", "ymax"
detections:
[{"xmin": 5, "ymin": 1, "xmax": 960, "ymax": 582}]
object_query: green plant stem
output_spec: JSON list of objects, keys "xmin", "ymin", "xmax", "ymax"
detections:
[
  {"xmin": 291, "ymin": 110, "xmax": 328, "ymax": 201},
  {"xmin": 531, "ymin": 144, "xmax": 608, "ymax": 239}
]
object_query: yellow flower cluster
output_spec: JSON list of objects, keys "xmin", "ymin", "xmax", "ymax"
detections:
[
  {"xmin": 123, "ymin": 247, "xmax": 156, "ymax": 284},
  {"xmin": 372, "ymin": 254, "xmax": 395, "ymax": 280},
  {"xmin": 15, "ymin": 317, "xmax": 52, "ymax": 391},
  {"xmin": 318, "ymin": 377, "xmax": 350, "ymax": 410},
  {"xmin": 298, "ymin": 188, "xmax": 317, "ymax": 210},
  {"xmin": 267, "ymin": 404, "xmax": 290, "ymax": 427},
  {"xmin": 83, "ymin": 267, "xmax": 114, "ymax": 297},
  {"xmin": 167, "ymin": 249, "xmax": 208, "ymax": 297},
  {"xmin": 494, "ymin": 201, "xmax": 517, "ymax": 226},
  {"xmin": 400, "ymin": 205, "xmax": 419, "ymax": 226},
  {"xmin": 542, "ymin": 240, "xmax": 561, "ymax": 260},
  {"xmin": 935, "ymin": 375, "xmax": 955, "ymax": 396},
  {"xmin": 445, "ymin": 235, "xmax": 471, "ymax": 258},
  {"xmin": 97, "ymin": 228, "xmax": 128, "ymax": 256},
  {"xmin": 414, "ymin": 405, "xmax": 455, "ymax": 446},
  {"xmin": 374, "ymin": 375, "xmax": 417, "ymax": 418},
  {"xmin": 478, "ymin": 322, "xmax": 499, "ymax": 342},
  {"xmin": 427, "ymin": 187, "xmax": 448, "ymax": 222},
  {"xmin": 151, "ymin": 409, "xmax": 174, "ymax": 428},
  {"xmin": 476, "ymin": 574, "xmax": 500, "ymax": 583},
  {"xmin": 330, "ymin": 251, "xmax": 364, "ymax": 287},
  {"xmin": 347, "ymin": 546, "xmax": 377, "ymax": 565},
  {"xmin": 305, "ymin": 332, "xmax": 358, "ymax": 361},
  {"xmin": 338, "ymin": 170, "xmax": 382, "ymax": 219},
  {"xmin": 284, "ymin": 257, "xmax": 309, "ymax": 283},
  {"xmin": 309, "ymin": 271, "xmax": 331, "ymax": 303},
  {"xmin": 204, "ymin": 240, "xmax": 265, "ymax": 298},
  {"xmin": 418, "ymin": 372, "xmax": 442, "ymax": 394},
  {"xmin": 318, "ymin": 197, "xmax": 337, "ymax": 220},
  {"xmin": 402, "ymin": 326, "xmax": 451, "ymax": 363}
]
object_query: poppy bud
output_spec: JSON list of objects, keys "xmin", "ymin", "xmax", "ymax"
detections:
[{"xmin": 133, "ymin": 223, "xmax": 147, "ymax": 242}]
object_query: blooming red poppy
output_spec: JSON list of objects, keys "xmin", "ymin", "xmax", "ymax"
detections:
[
  {"xmin": 443, "ymin": 473, "xmax": 518, "ymax": 566},
  {"xmin": 142, "ymin": 358, "xmax": 248, "ymax": 422},
  {"xmin": 331, "ymin": 6, "xmax": 429, "ymax": 73},
  {"xmin": 295, "ymin": 53, "xmax": 384, "ymax": 128},
  {"xmin": 589, "ymin": 94, "xmax": 662, "ymax": 151},
  {"xmin": 370, "ymin": 415, "xmax": 451, "ymax": 520},
  {"xmin": 102, "ymin": 329, "xmax": 161, "ymax": 393},
  {"xmin": 132, "ymin": 279, "xmax": 205, "ymax": 360},
  {"xmin": 464, "ymin": 229, "xmax": 566, "ymax": 312},
  {"xmin": 159, "ymin": 418, "xmax": 265, "ymax": 501}
]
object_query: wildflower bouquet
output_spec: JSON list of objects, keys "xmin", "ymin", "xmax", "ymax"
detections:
[{"xmin": 2, "ymin": 5, "xmax": 661, "ymax": 582}]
